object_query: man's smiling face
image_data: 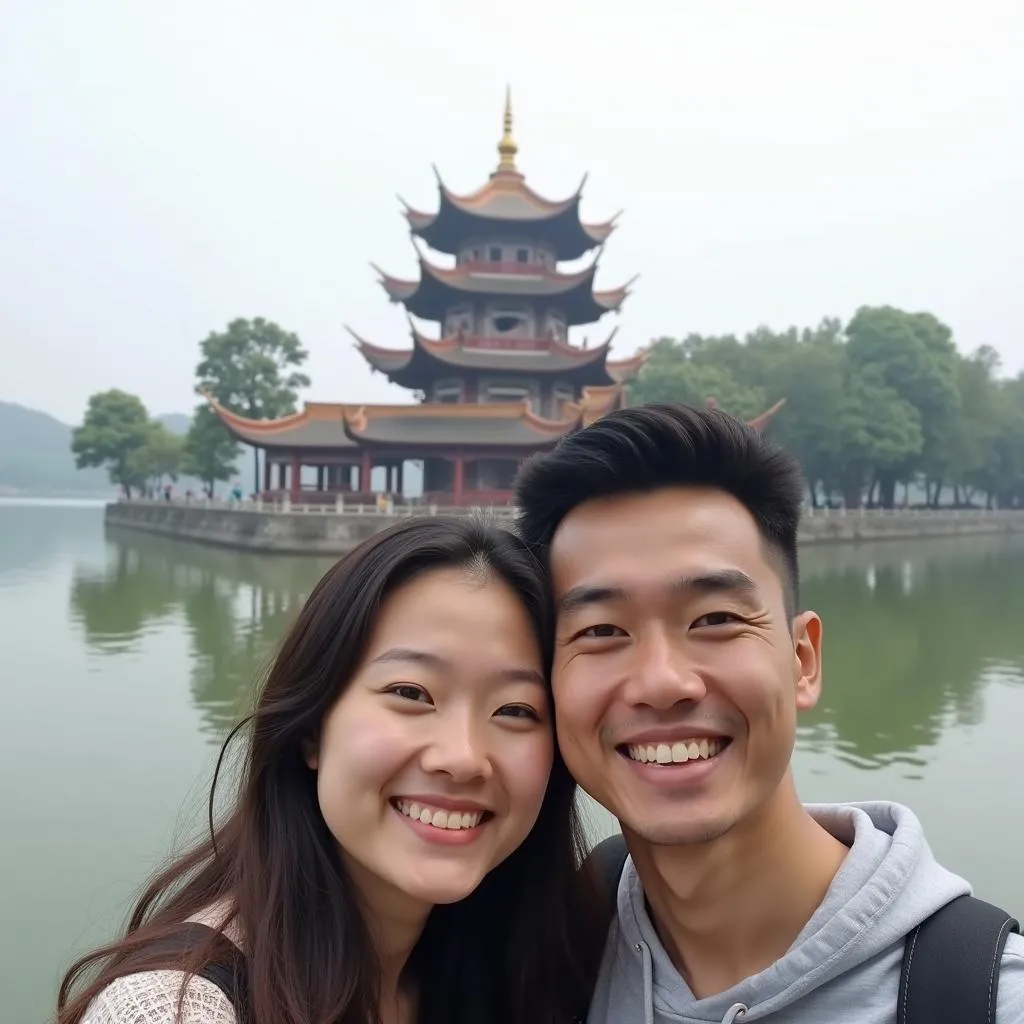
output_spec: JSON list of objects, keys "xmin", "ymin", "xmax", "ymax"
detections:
[{"xmin": 549, "ymin": 486, "xmax": 822, "ymax": 846}]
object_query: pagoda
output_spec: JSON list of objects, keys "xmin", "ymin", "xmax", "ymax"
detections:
[{"xmin": 208, "ymin": 94, "xmax": 778, "ymax": 506}]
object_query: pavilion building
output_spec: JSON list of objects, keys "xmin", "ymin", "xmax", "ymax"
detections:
[{"xmin": 209, "ymin": 94, "xmax": 780, "ymax": 506}]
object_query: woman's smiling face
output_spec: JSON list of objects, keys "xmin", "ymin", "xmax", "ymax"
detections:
[{"xmin": 307, "ymin": 566, "xmax": 554, "ymax": 915}]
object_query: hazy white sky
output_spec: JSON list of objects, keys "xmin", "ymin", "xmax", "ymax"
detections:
[{"xmin": 2, "ymin": 0, "xmax": 1021, "ymax": 424}]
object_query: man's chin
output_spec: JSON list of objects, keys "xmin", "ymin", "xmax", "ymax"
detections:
[{"xmin": 622, "ymin": 814, "xmax": 738, "ymax": 848}]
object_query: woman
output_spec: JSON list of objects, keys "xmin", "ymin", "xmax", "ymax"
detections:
[{"xmin": 58, "ymin": 516, "xmax": 608, "ymax": 1024}]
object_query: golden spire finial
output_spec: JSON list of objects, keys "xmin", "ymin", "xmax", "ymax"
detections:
[{"xmin": 496, "ymin": 85, "xmax": 518, "ymax": 172}]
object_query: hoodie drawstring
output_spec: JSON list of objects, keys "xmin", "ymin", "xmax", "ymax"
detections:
[
  {"xmin": 634, "ymin": 940, "xmax": 748, "ymax": 1024},
  {"xmin": 635, "ymin": 941, "xmax": 655, "ymax": 1024},
  {"xmin": 721, "ymin": 1004, "xmax": 748, "ymax": 1023}
]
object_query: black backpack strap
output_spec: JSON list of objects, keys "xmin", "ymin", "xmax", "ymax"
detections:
[
  {"xmin": 587, "ymin": 834, "xmax": 629, "ymax": 904},
  {"xmin": 197, "ymin": 954, "xmax": 250, "ymax": 1022},
  {"xmin": 147, "ymin": 923, "xmax": 251, "ymax": 1021},
  {"xmin": 897, "ymin": 895, "xmax": 1019, "ymax": 1024}
]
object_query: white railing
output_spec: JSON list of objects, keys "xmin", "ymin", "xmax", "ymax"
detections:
[
  {"xmin": 117, "ymin": 497, "xmax": 1024, "ymax": 521},
  {"xmin": 802, "ymin": 506, "xmax": 1019, "ymax": 518},
  {"xmin": 118, "ymin": 496, "xmax": 519, "ymax": 519}
]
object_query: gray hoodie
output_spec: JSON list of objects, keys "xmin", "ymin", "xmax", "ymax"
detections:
[{"xmin": 587, "ymin": 802, "xmax": 1024, "ymax": 1023}]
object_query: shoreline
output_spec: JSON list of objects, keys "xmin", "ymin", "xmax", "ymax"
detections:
[{"xmin": 104, "ymin": 500, "xmax": 1024, "ymax": 556}]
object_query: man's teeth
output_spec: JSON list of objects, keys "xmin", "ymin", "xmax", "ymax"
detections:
[
  {"xmin": 395, "ymin": 800, "xmax": 484, "ymax": 830},
  {"xmin": 627, "ymin": 738, "xmax": 725, "ymax": 764}
]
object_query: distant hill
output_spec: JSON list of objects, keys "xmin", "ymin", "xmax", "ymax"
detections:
[
  {"xmin": 0, "ymin": 402, "xmax": 253, "ymax": 496},
  {"xmin": 0, "ymin": 402, "xmax": 113, "ymax": 495},
  {"xmin": 156, "ymin": 412, "xmax": 190, "ymax": 435}
]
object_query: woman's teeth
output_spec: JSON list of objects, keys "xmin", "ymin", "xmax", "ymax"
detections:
[{"xmin": 394, "ymin": 799, "xmax": 484, "ymax": 830}]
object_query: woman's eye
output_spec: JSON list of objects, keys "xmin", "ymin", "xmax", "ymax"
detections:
[
  {"xmin": 389, "ymin": 684, "xmax": 430, "ymax": 703},
  {"xmin": 495, "ymin": 704, "xmax": 541, "ymax": 721},
  {"xmin": 692, "ymin": 611, "xmax": 739, "ymax": 628}
]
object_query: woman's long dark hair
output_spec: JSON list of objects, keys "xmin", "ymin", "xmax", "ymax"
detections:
[{"xmin": 57, "ymin": 515, "xmax": 609, "ymax": 1024}]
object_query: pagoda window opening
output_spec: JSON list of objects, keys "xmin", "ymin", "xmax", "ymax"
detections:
[
  {"xmin": 488, "ymin": 246, "xmax": 502, "ymax": 262},
  {"xmin": 486, "ymin": 383, "xmax": 533, "ymax": 406},
  {"xmin": 516, "ymin": 247, "xmax": 529, "ymax": 264},
  {"xmin": 434, "ymin": 379, "xmax": 464, "ymax": 403},
  {"xmin": 487, "ymin": 309, "xmax": 534, "ymax": 337}
]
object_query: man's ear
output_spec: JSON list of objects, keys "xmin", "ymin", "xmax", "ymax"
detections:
[{"xmin": 792, "ymin": 610, "xmax": 823, "ymax": 711}]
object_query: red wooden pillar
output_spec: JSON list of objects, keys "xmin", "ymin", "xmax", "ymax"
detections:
[
  {"xmin": 290, "ymin": 453, "xmax": 300, "ymax": 498},
  {"xmin": 361, "ymin": 450, "xmax": 373, "ymax": 493},
  {"xmin": 452, "ymin": 453, "xmax": 464, "ymax": 506}
]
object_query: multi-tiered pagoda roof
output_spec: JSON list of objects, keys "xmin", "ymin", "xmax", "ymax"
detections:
[{"xmin": 210, "ymin": 93, "xmax": 779, "ymax": 506}]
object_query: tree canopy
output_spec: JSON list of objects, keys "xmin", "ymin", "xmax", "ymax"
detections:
[
  {"xmin": 182, "ymin": 405, "xmax": 241, "ymax": 495},
  {"xmin": 71, "ymin": 390, "xmax": 158, "ymax": 497},
  {"xmin": 628, "ymin": 306, "xmax": 1024, "ymax": 509},
  {"xmin": 194, "ymin": 317, "xmax": 310, "ymax": 490}
]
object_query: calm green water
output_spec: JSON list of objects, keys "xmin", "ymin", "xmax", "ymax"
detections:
[{"xmin": 3, "ymin": 499, "xmax": 1023, "ymax": 1022}]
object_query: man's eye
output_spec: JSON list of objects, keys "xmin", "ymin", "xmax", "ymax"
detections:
[
  {"xmin": 580, "ymin": 624, "xmax": 626, "ymax": 638},
  {"xmin": 692, "ymin": 611, "xmax": 739, "ymax": 628}
]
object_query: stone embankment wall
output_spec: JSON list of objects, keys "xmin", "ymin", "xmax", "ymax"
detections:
[
  {"xmin": 105, "ymin": 500, "xmax": 416, "ymax": 554},
  {"xmin": 797, "ymin": 508, "xmax": 1024, "ymax": 544},
  {"xmin": 105, "ymin": 500, "xmax": 1024, "ymax": 556}
]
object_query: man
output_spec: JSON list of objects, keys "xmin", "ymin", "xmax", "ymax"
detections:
[{"xmin": 514, "ymin": 403, "xmax": 1024, "ymax": 1022}]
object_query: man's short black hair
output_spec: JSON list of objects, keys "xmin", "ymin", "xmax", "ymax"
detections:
[{"xmin": 513, "ymin": 402, "xmax": 806, "ymax": 616}]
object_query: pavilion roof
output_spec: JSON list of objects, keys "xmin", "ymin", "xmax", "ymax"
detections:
[
  {"xmin": 203, "ymin": 396, "xmax": 360, "ymax": 451},
  {"xmin": 701, "ymin": 396, "xmax": 788, "ymax": 433},
  {"xmin": 744, "ymin": 398, "xmax": 787, "ymax": 432},
  {"xmin": 203, "ymin": 391, "xmax": 637, "ymax": 452},
  {"xmin": 342, "ymin": 400, "xmax": 577, "ymax": 447}
]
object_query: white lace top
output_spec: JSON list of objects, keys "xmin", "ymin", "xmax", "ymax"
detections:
[
  {"xmin": 82, "ymin": 906, "xmax": 239, "ymax": 1024},
  {"xmin": 82, "ymin": 970, "xmax": 236, "ymax": 1024}
]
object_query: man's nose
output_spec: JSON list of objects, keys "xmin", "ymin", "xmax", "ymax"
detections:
[
  {"xmin": 419, "ymin": 714, "xmax": 494, "ymax": 783},
  {"xmin": 622, "ymin": 629, "xmax": 707, "ymax": 709}
]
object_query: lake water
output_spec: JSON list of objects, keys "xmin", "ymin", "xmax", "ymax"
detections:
[{"xmin": 3, "ymin": 499, "xmax": 1023, "ymax": 1022}]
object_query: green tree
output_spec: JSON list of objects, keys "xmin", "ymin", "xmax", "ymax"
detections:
[
  {"xmin": 762, "ymin": 334, "xmax": 846, "ymax": 505},
  {"xmin": 947, "ymin": 346, "xmax": 1003, "ymax": 505},
  {"xmin": 129, "ymin": 423, "xmax": 184, "ymax": 491},
  {"xmin": 195, "ymin": 317, "xmax": 310, "ymax": 490},
  {"xmin": 182, "ymin": 405, "xmax": 242, "ymax": 496},
  {"xmin": 630, "ymin": 337, "xmax": 767, "ymax": 418},
  {"xmin": 991, "ymin": 373, "xmax": 1024, "ymax": 508},
  {"xmin": 71, "ymin": 390, "xmax": 154, "ymax": 497},
  {"xmin": 834, "ymin": 362, "xmax": 923, "ymax": 509},
  {"xmin": 845, "ymin": 306, "xmax": 960, "ymax": 506}
]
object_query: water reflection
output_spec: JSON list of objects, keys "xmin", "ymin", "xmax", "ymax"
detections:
[
  {"xmin": 71, "ymin": 527, "xmax": 330, "ymax": 741},
  {"xmin": 70, "ymin": 545, "xmax": 180, "ymax": 653},
  {"xmin": 70, "ymin": 527, "xmax": 1024, "ymax": 767},
  {"xmin": 800, "ymin": 540, "xmax": 1024, "ymax": 771}
]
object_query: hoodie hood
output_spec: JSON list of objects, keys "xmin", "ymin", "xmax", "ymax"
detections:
[{"xmin": 589, "ymin": 801, "xmax": 974, "ymax": 1023}]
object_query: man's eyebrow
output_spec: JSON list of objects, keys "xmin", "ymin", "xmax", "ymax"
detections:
[
  {"xmin": 558, "ymin": 569, "xmax": 761, "ymax": 616},
  {"xmin": 369, "ymin": 647, "xmax": 545, "ymax": 687},
  {"xmin": 557, "ymin": 585, "xmax": 630, "ymax": 616},
  {"xmin": 675, "ymin": 569, "xmax": 760, "ymax": 599}
]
